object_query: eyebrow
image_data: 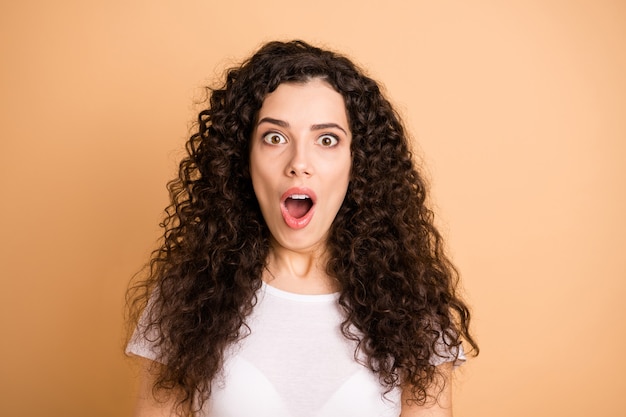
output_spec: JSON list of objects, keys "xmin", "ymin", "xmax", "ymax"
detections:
[{"xmin": 257, "ymin": 117, "xmax": 348, "ymax": 135}]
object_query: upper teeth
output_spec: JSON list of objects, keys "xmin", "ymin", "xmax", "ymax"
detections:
[{"xmin": 290, "ymin": 194, "xmax": 309, "ymax": 200}]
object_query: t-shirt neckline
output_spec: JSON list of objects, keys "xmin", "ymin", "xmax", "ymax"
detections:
[{"xmin": 261, "ymin": 281, "xmax": 340, "ymax": 303}]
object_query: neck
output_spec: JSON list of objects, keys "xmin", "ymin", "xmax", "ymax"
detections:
[{"xmin": 263, "ymin": 240, "xmax": 339, "ymax": 294}]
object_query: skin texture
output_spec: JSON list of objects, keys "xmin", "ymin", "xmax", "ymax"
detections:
[
  {"xmin": 126, "ymin": 40, "xmax": 478, "ymax": 416},
  {"xmin": 133, "ymin": 359, "xmax": 183, "ymax": 417},
  {"xmin": 250, "ymin": 79, "xmax": 352, "ymax": 294}
]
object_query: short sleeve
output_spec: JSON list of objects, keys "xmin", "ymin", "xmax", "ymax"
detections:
[
  {"xmin": 125, "ymin": 302, "xmax": 164, "ymax": 363},
  {"xmin": 429, "ymin": 332, "xmax": 466, "ymax": 367}
]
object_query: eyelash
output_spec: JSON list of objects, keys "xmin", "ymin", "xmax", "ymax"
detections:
[
  {"xmin": 262, "ymin": 132, "xmax": 287, "ymax": 145},
  {"xmin": 261, "ymin": 132, "xmax": 340, "ymax": 147},
  {"xmin": 316, "ymin": 134, "xmax": 339, "ymax": 147}
]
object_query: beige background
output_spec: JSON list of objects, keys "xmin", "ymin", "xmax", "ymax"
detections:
[{"xmin": 1, "ymin": 1, "xmax": 624, "ymax": 416}]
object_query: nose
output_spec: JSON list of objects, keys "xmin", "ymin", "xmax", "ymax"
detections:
[{"xmin": 286, "ymin": 141, "xmax": 312, "ymax": 177}]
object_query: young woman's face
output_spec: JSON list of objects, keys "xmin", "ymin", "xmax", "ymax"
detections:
[{"xmin": 250, "ymin": 78, "xmax": 352, "ymax": 253}]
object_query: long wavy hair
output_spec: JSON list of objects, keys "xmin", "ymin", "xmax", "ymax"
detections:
[{"xmin": 126, "ymin": 40, "xmax": 478, "ymax": 413}]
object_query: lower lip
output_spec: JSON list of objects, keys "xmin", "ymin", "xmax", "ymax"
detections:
[{"xmin": 280, "ymin": 204, "xmax": 315, "ymax": 229}]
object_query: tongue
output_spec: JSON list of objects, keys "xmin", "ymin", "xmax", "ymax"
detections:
[{"xmin": 285, "ymin": 198, "xmax": 311, "ymax": 219}]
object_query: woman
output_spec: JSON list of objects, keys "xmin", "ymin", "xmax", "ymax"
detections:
[{"xmin": 126, "ymin": 40, "xmax": 478, "ymax": 417}]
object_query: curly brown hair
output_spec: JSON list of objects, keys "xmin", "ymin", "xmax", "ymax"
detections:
[{"xmin": 126, "ymin": 40, "xmax": 478, "ymax": 413}]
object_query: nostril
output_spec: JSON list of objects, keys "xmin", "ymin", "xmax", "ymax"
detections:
[{"xmin": 288, "ymin": 168, "xmax": 311, "ymax": 176}]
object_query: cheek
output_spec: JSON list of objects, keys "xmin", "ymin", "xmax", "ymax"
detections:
[
  {"xmin": 338, "ymin": 153, "xmax": 352, "ymax": 184},
  {"xmin": 250, "ymin": 159, "xmax": 276, "ymax": 213},
  {"xmin": 328, "ymin": 159, "xmax": 352, "ymax": 203},
  {"xmin": 249, "ymin": 158, "xmax": 265, "ymax": 202}
]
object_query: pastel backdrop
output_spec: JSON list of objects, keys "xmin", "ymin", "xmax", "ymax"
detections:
[{"xmin": 1, "ymin": 1, "xmax": 624, "ymax": 416}]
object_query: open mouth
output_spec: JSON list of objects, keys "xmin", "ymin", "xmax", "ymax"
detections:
[
  {"xmin": 284, "ymin": 194, "xmax": 313, "ymax": 219},
  {"xmin": 280, "ymin": 188, "xmax": 317, "ymax": 229}
]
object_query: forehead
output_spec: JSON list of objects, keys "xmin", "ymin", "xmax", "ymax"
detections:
[{"xmin": 257, "ymin": 79, "xmax": 349, "ymax": 126}]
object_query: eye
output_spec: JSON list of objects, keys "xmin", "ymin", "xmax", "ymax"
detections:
[
  {"xmin": 317, "ymin": 134, "xmax": 339, "ymax": 147},
  {"xmin": 262, "ymin": 132, "xmax": 287, "ymax": 145}
]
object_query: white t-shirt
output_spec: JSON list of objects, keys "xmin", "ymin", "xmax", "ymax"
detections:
[{"xmin": 127, "ymin": 282, "xmax": 464, "ymax": 417}]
